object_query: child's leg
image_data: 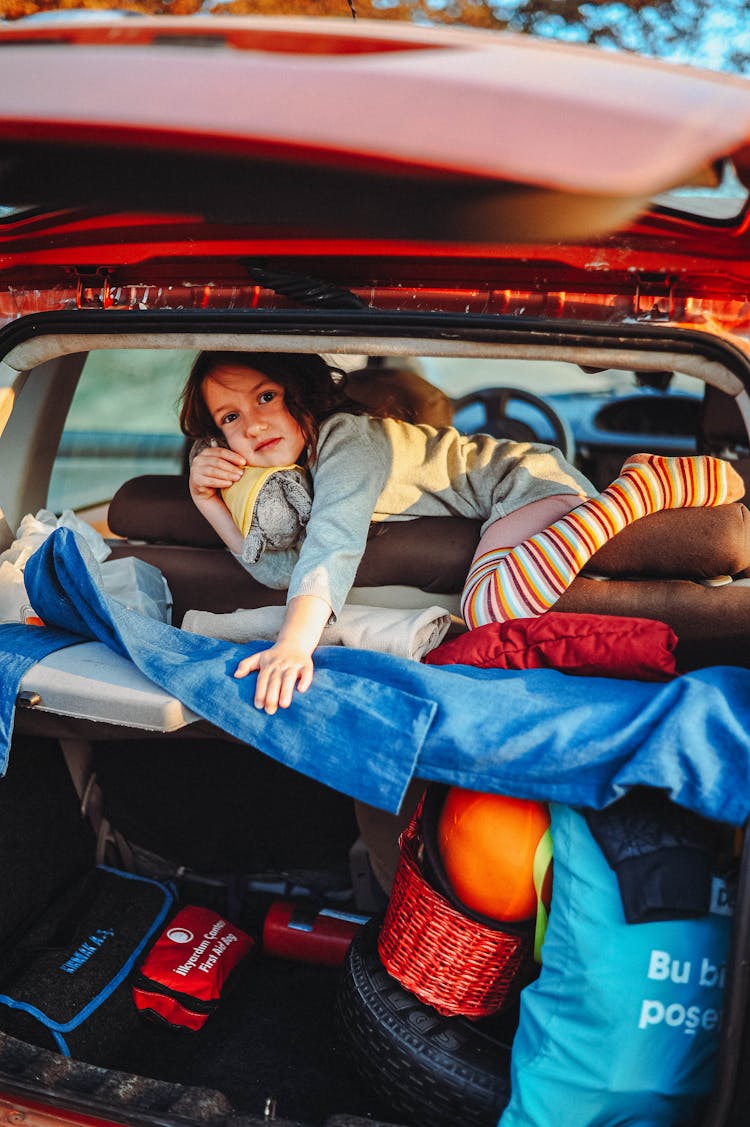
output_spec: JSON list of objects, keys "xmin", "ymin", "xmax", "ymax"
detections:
[
  {"xmin": 461, "ymin": 453, "xmax": 745, "ymax": 628},
  {"xmin": 462, "ymin": 494, "xmax": 581, "ymax": 626}
]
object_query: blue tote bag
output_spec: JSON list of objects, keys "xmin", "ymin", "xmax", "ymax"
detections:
[{"xmin": 500, "ymin": 804, "xmax": 733, "ymax": 1127}]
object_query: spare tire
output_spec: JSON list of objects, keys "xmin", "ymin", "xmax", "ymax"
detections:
[{"xmin": 335, "ymin": 918, "xmax": 513, "ymax": 1127}]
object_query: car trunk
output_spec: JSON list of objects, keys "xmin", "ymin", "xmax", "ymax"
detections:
[
  {"xmin": 0, "ymin": 326, "xmax": 747, "ymax": 1127},
  {"xmin": 1, "ymin": 285, "xmax": 750, "ymax": 1124}
]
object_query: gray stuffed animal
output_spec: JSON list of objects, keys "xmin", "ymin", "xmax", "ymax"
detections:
[
  {"xmin": 191, "ymin": 440, "xmax": 313, "ymax": 566},
  {"xmin": 240, "ymin": 466, "xmax": 313, "ymax": 565}
]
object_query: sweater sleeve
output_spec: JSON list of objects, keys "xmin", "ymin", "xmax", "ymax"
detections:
[
  {"xmin": 287, "ymin": 414, "xmax": 391, "ymax": 619},
  {"xmin": 232, "ymin": 545, "xmax": 300, "ymax": 590}
]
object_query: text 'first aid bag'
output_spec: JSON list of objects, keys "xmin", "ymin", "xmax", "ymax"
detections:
[
  {"xmin": 500, "ymin": 804, "xmax": 733, "ymax": 1127},
  {"xmin": 132, "ymin": 904, "xmax": 254, "ymax": 1031}
]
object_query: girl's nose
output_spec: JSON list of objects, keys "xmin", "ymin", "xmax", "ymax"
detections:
[{"xmin": 245, "ymin": 414, "xmax": 267, "ymax": 436}]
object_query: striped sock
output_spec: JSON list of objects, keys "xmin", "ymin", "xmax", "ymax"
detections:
[{"xmin": 461, "ymin": 453, "xmax": 743, "ymax": 628}]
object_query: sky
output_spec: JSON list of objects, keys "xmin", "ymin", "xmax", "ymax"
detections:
[{"xmin": 528, "ymin": 1, "xmax": 750, "ymax": 75}]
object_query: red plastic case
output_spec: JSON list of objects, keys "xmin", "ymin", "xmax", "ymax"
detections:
[{"xmin": 262, "ymin": 901, "xmax": 367, "ymax": 967}]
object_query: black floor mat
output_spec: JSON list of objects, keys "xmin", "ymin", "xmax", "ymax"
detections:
[{"xmin": 114, "ymin": 954, "xmax": 374, "ymax": 1125}]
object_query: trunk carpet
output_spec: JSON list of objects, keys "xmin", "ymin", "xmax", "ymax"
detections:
[{"xmin": 113, "ymin": 954, "xmax": 373, "ymax": 1124}]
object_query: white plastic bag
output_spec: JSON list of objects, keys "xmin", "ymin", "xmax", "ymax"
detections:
[
  {"xmin": 0, "ymin": 511, "xmax": 171, "ymax": 624},
  {"xmin": 0, "ymin": 509, "xmax": 111, "ymax": 570},
  {"xmin": 0, "ymin": 560, "xmax": 33, "ymax": 624},
  {"xmin": 100, "ymin": 557, "xmax": 173, "ymax": 623}
]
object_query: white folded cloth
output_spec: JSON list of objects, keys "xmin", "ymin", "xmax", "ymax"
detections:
[{"xmin": 181, "ymin": 602, "xmax": 452, "ymax": 661}]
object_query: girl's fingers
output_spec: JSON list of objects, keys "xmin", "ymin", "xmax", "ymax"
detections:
[
  {"xmin": 234, "ymin": 653, "xmax": 260, "ymax": 679},
  {"xmin": 196, "ymin": 446, "xmax": 245, "ymax": 467},
  {"xmin": 277, "ymin": 668, "xmax": 303, "ymax": 710},
  {"xmin": 255, "ymin": 666, "xmax": 281, "ymax": 713},
  {"xmin": 193, "ymin": 465, "xmax": 243, "ymax": 489},
  {"xmin": 233, "ymin": 652, "xmax": 313, "ymax": 714},
  {"xmin": 297, "ymin": 666, "xmax": 313, "ymax": 694},
  {"xmin": 192, "ymin": 449, "xmax": 245, "ymax": 488}
]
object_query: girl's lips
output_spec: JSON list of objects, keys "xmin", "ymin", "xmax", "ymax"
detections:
[{"xmin": 255, "ymin": 437, "xmax": 280, "ymax": 453}]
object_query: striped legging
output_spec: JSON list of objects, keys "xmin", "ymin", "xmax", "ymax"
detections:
[{"xmin": 461, "ymin": 453, "xmax": 742, "ymax": 629}]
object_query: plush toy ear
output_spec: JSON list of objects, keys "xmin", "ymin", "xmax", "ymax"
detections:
[
  {"xmin": 278, "ymin": 471, "xmax": 314, "ymax": 527},
  {"xmin": 242, "ymin": 524, "xmax": 265, "ymax": 565}
]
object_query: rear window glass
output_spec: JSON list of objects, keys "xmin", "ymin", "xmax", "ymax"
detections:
[
  {"xmin": 48, "ymin": 350, "xmax": 194, "ymax": 513},
  {"xmin": 45, "ymin": 350, "xmax": 706, "ymax": 516}
]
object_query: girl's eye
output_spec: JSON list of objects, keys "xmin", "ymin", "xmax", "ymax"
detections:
[
  {"xmin": 221, "ymin": 411, "xmax": 239, "ymax": 426},
  {"xmin": 258, "ymin": 391, "xmax": 276, "ymax": 405}
]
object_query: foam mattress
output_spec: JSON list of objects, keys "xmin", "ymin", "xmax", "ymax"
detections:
[{"xmin": 19, "ymin": 641, "xmax": 198, "ymax": 731}]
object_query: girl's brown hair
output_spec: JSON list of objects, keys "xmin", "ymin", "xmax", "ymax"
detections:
[{"xmin": 179, "ymin": 351, "xmax": 365, "ymax": 460}]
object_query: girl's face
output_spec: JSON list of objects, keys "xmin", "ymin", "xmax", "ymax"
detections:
[{"xmin": 203, "ymin": 365, "xmax": 306, "ymax": 468}]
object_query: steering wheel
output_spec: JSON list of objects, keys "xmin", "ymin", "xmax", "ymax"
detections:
[{"xmin": 451, "ymin": 386, "xmax": 575, "ymax": 461}]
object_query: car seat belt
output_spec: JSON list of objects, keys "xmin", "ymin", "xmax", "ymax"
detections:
[{"xmin": 59, "ymin": 738, "xmax": 134, "ymax": 870}]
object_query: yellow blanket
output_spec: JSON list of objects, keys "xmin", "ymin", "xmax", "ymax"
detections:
[{"xmin": 222, "ymin": 464, "xmax": 299, "ymax": 537}]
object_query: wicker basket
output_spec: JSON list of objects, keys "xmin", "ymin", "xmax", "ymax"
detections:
[{"xmin": 377, "ymin": 796, "xmax": 534, "ymax": 1019}]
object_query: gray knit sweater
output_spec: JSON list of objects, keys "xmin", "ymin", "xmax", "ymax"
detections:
[{"xmin": 237, "ymin": 412, "xmax": 596, "ymax": 618}]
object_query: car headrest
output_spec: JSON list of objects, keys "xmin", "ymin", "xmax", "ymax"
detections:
[
  {"xmin": 700, "ymin": 385, "xmax": 749, "ymax": 452},
  {"xmin": 345, "ymin": 367, "xmax": 454, "ymax": 429},
  {"xmin": 107, "ymin": 473, "xmax": 482, "ymax": 591},
  {"xmin": 109, "ymin": 475, "xmax": 223, "ymax": 548}
]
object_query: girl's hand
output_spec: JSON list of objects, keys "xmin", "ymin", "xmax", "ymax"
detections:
[
  {"xmin": 234, "ymin": 641, "xmax": 314, "ymax": 715},
  {"xmin": 189, "ymin": 444, "xmax": 246, "ymax": 501},
  {"xmin": 233, "ymin": 594, "xmax": 332, "ymax": 715}
]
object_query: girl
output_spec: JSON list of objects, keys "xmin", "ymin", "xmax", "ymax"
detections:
[{"xmin": 181, "ymin": 351, "xmax": 743, "ymax": 715}]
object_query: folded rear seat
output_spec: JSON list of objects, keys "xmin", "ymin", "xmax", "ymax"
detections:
[
  {"xmin": 106, "ymin": 474, "xmax": 481, "ymax": 625},
  {"xmin": 23, "ymin": 364, "xmax": 750, "ymax": 743}
]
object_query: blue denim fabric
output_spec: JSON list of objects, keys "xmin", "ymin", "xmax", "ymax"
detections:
[
  {"xmin": 0, "ymin": 622, "xmax": 84, "ymax": 773},
  {"xmin": 10, "ymin": 527, "xmax": 750, "ymax": 824},
  {"xmin": 19, "ymin": 529, "xmax": 431, "ymax": 811}
]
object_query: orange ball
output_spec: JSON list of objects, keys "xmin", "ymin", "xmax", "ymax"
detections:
[{"xmin": 437, "ymin": 789, "xmax": 551, "ymax": 922}]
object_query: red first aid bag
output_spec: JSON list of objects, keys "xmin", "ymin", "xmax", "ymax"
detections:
[{"xmin": 132, "ymin": 905, "xmax": 254, "ymax": 1031}]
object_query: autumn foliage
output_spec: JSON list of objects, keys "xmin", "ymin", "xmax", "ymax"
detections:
[
  {"xmin": 0, "ymin": 0, "xmax": 746, "ymax": 75},
  {"xmin": 0, "ymin": 0, "xmax": 425, "ymax": 20}
]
